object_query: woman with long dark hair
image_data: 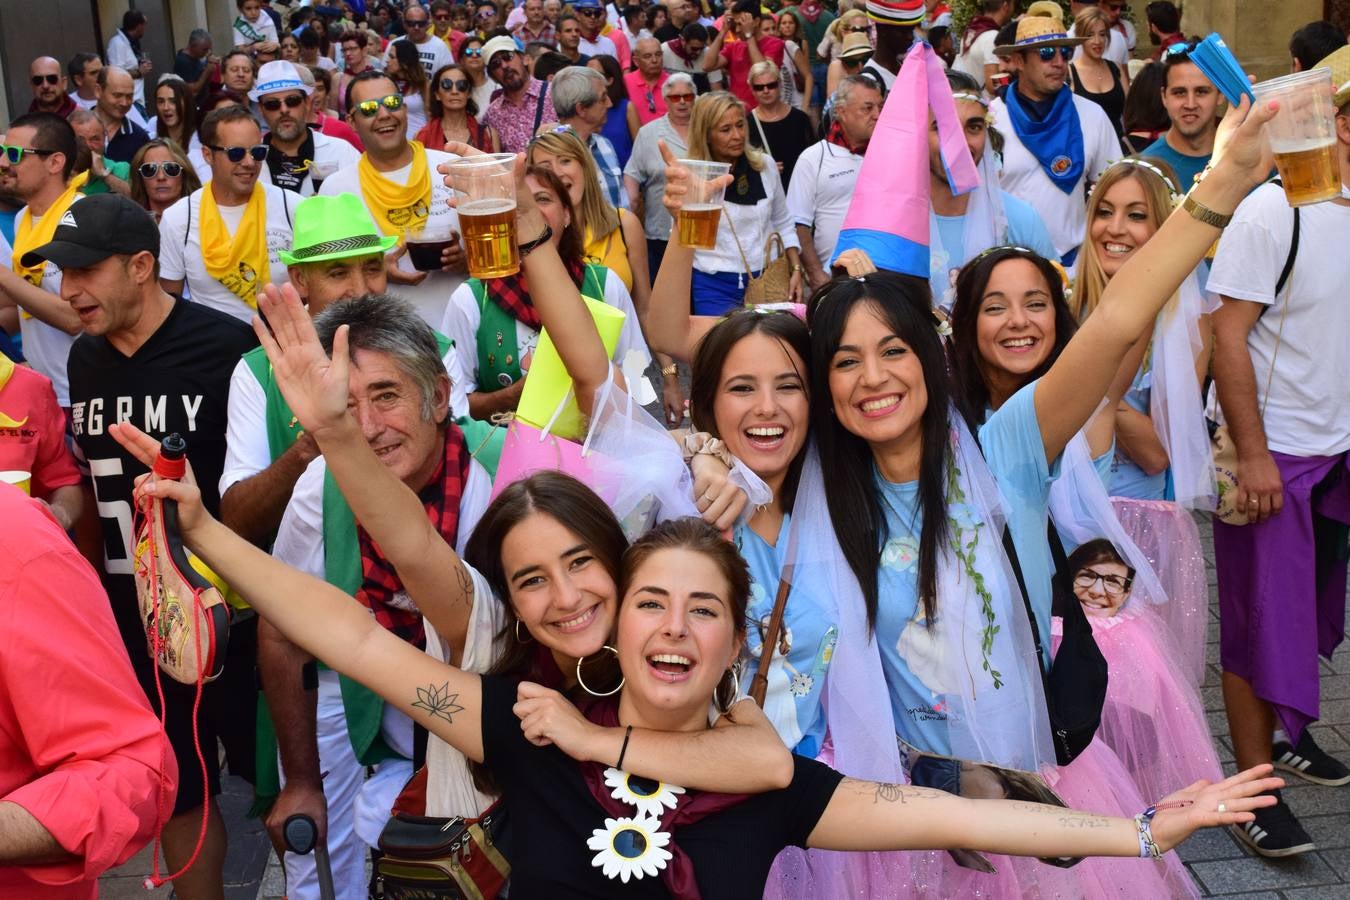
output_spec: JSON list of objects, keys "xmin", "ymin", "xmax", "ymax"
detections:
[
  {"xmin": 386, "ymin": 38, "xmax": 430, "ymax": 136},
  {"xmin": 416, "ymin": 63, "xmax": 499, "ymax": 152}
]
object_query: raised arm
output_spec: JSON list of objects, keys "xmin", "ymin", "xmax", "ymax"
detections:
[{"xmin": 1033, "ymin": 95, "xmax": 1277, "ymax": 462}]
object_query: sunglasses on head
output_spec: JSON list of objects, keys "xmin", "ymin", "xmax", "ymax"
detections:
[
  {"xmin": 31, "ymin": 73, "xmax": 61, "ymax": 86},
  {"xmin": 751, "ymin": 80, "xmax": 777, "ymax": 92},
  {"xmin": 1037, "ymin": 45, "xmax": 1074, "ymax": 62},
  {"xmin": 1164, "ymin": 39, "xmax": 1199, "ymax": 58},
  {"xmin": 353, "ymin": 93, "xmax": 405, "ymax": 117},
  {"xmin": 440, "ymin": 77, "xmax": 471, "ymax": 92},
  {"xmin": 261, "ymin": 94, "xmax": 306, "ymax": 112},
  {"xmin": 207, "ymin": 143, "xmax": 269, "ymax": 163},
  {"xmin": 139, "ymin": 161, "xmax": 184, "ymax": 178}
]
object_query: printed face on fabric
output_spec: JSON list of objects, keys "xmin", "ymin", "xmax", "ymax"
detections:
[
  {"xmin": 347, "ymin": 347, "xmax": 450, "ymax": 489},
  {"xmin": 712, "ymin": 331, "xmax": 809, "ymax": 491},
  {"xmin": 974, "ymin": 258, "xmax": 1058, "ymax": 381},
  {"xmin": 1074, "ymin": 560, "xmax": 1133, "ymax": 616},
  {"xmin": 828, "ymin": 302, "xmax": 930, "ymax": 458}
]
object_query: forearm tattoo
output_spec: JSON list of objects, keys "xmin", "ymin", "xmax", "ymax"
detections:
[
  {"xmin": 411, "ymin": 683, "xmax": 466, "ymax": 723},
  {"xmin": 844, "ymin": 779, "xmax": 948, "ymax": 805},
  {"xmin": 1009, "ymin": 802, "xmax": 1112, "ymax": 829}
]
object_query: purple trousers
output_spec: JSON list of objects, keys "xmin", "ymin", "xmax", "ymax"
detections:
[{"xmin": 1215, "ymin": 451, "xmax": 1350, "ymax": 741}]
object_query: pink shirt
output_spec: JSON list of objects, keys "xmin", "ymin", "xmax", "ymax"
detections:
[
  {"xmin": 486, "ymin": 78, "xmax": 558, "ymax": 155},
  {"xmin": 0, "ymin": 361, "xmax": 80, "ymax": 499},
  {"xmin": 0, "ymin": 486, "xmax": 175, "ymax": 897},
  {"xmin": 624, "ymin": 70, "xmax": 669, "ymax": 128},
  {"xmin": 723, "ymin": 35, "xmax": 785, "ymax": 110}
]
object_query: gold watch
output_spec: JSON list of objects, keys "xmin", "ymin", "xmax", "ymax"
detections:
[{"xmin": 1181, "ymin": 193, "xmax": 1232, "ymax": 229}]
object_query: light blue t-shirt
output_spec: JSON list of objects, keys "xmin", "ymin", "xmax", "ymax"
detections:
[
  {"xmin": 929, "ymin": 191, "xmax": 1059, "ymax": 310},
  {"xmin": 1109, "ymin": 368, "xmax": 1169, "ymax": 500},
  {"xmin": 873, "ymin": 382, "xmax": 1058, "ymax": 756},
  {"xmin": 736, "ymin": 517, "xmax": 836, "ymax": 759}
]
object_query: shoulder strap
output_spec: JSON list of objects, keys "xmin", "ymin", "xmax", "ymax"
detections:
[
  {"xmin": 184, "ymin": 192, "xmax": 193, "ymax": 247},
  {"xmin": 1275, "ymin": 196, "xmax": 1300, "ymax": 298},
  {"xmin": 532, "ymin": 83, "xmax": 548, "ymax": 133},
  {"xmin": 751, "ymin": 111, "xmax": 772, "ymax": 158}
]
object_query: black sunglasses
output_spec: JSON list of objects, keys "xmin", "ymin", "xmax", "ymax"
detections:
[
  {"xmin": 845, "ymin": 25, "xmax": 871, "ymax": 32},
  {"xmin": 1037, "ymin": 45, "xmax": 1074, "ymax": 62},
  {"xmin": 261, "ymin": 94, "xmax": 307, "ymax": 112},
  {"xmin": 405, "ymin": 17, "xmax": 429, "ymax": 27},
  {"xmin": 139, "ymin": 161, "xmax": 184, "ymax": 178},
  {"xmin": 207, "ymin": 143, "xmax": 269, "ymax": 162},
  {"xmin": 578, "ymin": 7, "xmax": 604, "ymax": 14},
  {"xmin": 488, "ymin": 51, "xmax": 516, "ymax": 71},
  {"xmin": 31, "ymin": 73, "xmax": 61, "ymax": 86},
  {"xmin": 751, "ymin": 80, "xmax": 777, "ymax": 92},
  {"xmin": 440, "ymin": 77, "xmax": 471, "ymax": 92},
  {"xmin": 1, "ymin": 145, "xmax": 57, "ymax": 165}
]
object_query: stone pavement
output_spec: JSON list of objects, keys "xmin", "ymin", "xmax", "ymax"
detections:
[{"xmin": 100, "ymin": 517, "xmax": 1350, "ymax": 899}]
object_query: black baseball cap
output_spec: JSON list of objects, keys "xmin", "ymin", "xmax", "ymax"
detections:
[{"xmin": 20, "ymin": 193, "xmax": 161, "ymax": 270}]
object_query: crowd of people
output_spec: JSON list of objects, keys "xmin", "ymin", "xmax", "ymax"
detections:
[{"xmin": 2, "ymin": 0, "xmax": 1350, "ymax": 898}]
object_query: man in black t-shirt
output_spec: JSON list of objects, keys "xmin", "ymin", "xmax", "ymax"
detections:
[{"xmin": 25, "ymin": 193, "xmax": 259, "ymax": 900}]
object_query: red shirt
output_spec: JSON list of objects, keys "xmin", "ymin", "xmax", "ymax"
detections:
[
  {"xmin": 723, "ymin": 35, "xmax": 786, "ymax": 110},
  {"xmin": 0, "ymin": 358, "xmax": 81, "ymax": 499},
  {"xmin": 624, "ymin": 70, "xmax": 669, "ymax": 128},
  {"xmin": 0, "ymin": 486, "xmax": 176, "ymax": 898}
]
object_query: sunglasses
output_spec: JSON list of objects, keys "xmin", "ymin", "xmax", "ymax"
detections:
[
  {"xmin": 207, "ymin": 143, "xmax": 269, "ymax": 163},
  {"xmin": 666, "ymin": 92, "xmax": 695, "ymax": 102},
  {"xmin": 845, "ymin": 25, "xmax": 871, "ymax": 32},
  {"xmin": 751, "ymin": 81, "xmax": 777, "ymax": 92},
  {"xmin": 405, "ymin": 18, "xmax": 429, "ymax": 27},
  {"xmin": 1164, "ymin": 39, "xmax": 1199, "ymax": 58},
  {"xmin": 477, "ymin": 7, "xmax": 496, "ymax": 17},
  {"xmin": 31, "ymin": 73, "xmax": 61, "ymax": 86},
  {"xmin": 578, "ymin": 7, "xmax": 604, "ymax": 14},
  {"xmin": 353, "ymin": 93, "xmax": 405, "ymax": 117},
  {"xmin": 440, "ymin": 77, "xmax": 471, "ymax": 92},
  {"xmin": 261, "ymin": 94, "xmax": 306, "ymax": 112},
  {"xmin": 488, "ymin": 51, "xmax": 516, "ymax": 71},
  {"xmin": 139, "ymin": 161, "xmax": 184, "ymax": 178},
  {"xmin": 645, "ymin": 89, "xmax": 656, "ymax": 113},
  {"xmin": 463, "ymin": 46, "xmax": 483, "ymax": 57},
  {"xmin": 0, "ymin": 145, "xmax": 57, "ymax": 165},
  {"xmin": 1037, "ymin": 45, "xmax": 1075, "ymax": 62},
  {"xmin": 1073, "ymin": 569, "xmax": 1133, "ymax": 597}
]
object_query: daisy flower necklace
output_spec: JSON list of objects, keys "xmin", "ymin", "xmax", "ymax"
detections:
[{"xmin": 587, "ymin": 768, "xmax": 687, "ymax": 882}]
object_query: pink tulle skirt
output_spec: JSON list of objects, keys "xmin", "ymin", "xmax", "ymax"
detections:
[{"xmin": 1110, "ymin": 498, "xmax": 1208, "ymax": 686}]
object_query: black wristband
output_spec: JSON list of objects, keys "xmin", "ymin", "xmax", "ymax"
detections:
[
  {"xmin": 518, "ymin": 224, "xmax": 554, "ymax": 258},
  {"xmin": 616, "ymin": 724, "xmax": 634, "ymax": 770}
]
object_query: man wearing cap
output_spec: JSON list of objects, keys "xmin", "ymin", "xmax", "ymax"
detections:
[
  {"xmin": 989, "ymin": 16, "xmax": 1117, "ymax": 267},
  {"xmin": 27, "ymin": 57, "xmax": 77, "ymax": 119},
  {"xmin": 954, "ymin": 0, "xmax": 1012, "ymax": 94},
  {"xmin": 701, "ymin": 0, "xmax": 786, "ymax": 110},
  {"xmin": 50, "ymin": 192, "xmax": 259, "ymax": 900},
  {"xmin": 1205, "ymin": 44, "xmax": 1350, "ymax": 860},
  {"xmin": 389, "ymin": 2, "xmax": 455, "ymax": 80},
  {"xmin": 253, "ymin": 61, "xmax": 360, "ymax": 195},
  {"xmin": 483, "ymin": 35, "xmax": 559, "ymax": 154},
  {"xmin": 0, "ymin": 113, "xmax": 84, "ymax": 412},
  {"xmin": 158, "ymin": 105, "xmax": 297, "ymax": 324},
  {"xmin": 1142, "ymin": 43, "xmax": 1219, "ymax": 191},
  {"xmin": 573, "ymin": 0, "xmax": 619, "ymax": 58},
  {"xmin": 320, "ymin": 71, "xmax": 468, "ymax": 326}
]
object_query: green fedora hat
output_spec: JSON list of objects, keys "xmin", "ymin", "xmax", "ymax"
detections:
[{"xmin": 278, "ymin": 193, "xmax": 399, "ymax": 266}]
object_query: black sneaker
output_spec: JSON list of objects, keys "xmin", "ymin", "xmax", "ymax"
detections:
[
  {"xmin": 1232, "ymin": 791, "xmax": 1315, "ymax": 858},
  {"xmin": 1273, "ymin": 730, "xmax": 1350, "ymax": 786}
]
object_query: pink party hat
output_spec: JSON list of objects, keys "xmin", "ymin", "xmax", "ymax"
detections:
[{"xmin": 831, "ymin": 42, "xmax": 979, "ymax": 276}]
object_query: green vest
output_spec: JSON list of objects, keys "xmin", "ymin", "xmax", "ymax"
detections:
[{"xmin": 471, "ymin": 263, "xmax": 608, "ymax": 392}]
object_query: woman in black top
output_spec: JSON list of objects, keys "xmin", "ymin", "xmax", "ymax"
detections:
[
  {"xmin": 746, "ymin": 60, "xmax": 817, "ymax": 190},
  {"xmin": 1069, "ymin": 7, "xmax": 1128, "ymax": 141}
]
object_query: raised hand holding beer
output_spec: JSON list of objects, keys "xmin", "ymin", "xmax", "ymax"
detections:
[
  {"xmin": 658, "ymin": 140, "xmax": 733, "ymax": 250},
  {"xmin": 1205, "ymin": 92, "xmax": 1282, "ymax": 196},
  {"xmin": 436, "ymin": 148, "xmax": 522, "ymax": 278}
]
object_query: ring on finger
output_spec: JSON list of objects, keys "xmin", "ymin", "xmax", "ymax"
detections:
[{"xmin": 1217, "ymin": 802, "xmax": 1227, "ymax": 813}]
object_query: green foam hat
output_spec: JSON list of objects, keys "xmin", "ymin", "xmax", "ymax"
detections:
[{"xmin": 278, "ymin": 193, "xmax": 399, "ymax": 267}]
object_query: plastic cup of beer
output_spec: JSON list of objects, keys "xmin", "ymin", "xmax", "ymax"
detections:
[
  {"xmin": 446, "ymin": 153, "xmax": 520, "ymax": 278},
  {"xmin": 1252, "ymin": 67, "xmax": 1341, "ymax": 207},
  {"xmin": 0, "ymin": 470, "xmax": 31, "ymax": 495},
  {"xmin": 675, "ymin": 159, "xmax": 732, "ymax": 250},
  {"xmin": 405, "ymin": 218, "xmax": 457, "ymax": 272}
]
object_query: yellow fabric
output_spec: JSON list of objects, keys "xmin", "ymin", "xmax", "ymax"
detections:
[
  {"xmin": 356, "ymin": 142, "xmax": 432, "ymax": 236},
  {"xmin": 0, "ymin": 352, "xmax": 14, "ymax": 394},
  {"xmin": 584, "ymin": 212, "xmax": 634, "ymax": 292},
  {"xmin": 11, "ymin": 171, "xmax": 89, "ymax": 287},
  {"xmin": 200, "ymin": 181, "xmax": 270, "ymax": 308}
]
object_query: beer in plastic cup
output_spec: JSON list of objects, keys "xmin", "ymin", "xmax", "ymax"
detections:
[
  {"xmin": 1253, "ymin": 68, "xmax": 1341, "ymax": 207},
  {"xmin": 0, "ymin": 470, "xmax": 31, "ymax": 495},
  {"xmin": 405, "ymin": 219, "xmax": 457, "ymax": 272},
  {"xmin": 447, "ymin": 153, "xmax": 520, "ymax": 278},
  {"xmin": 675, "ymin": 159, "xmax": 732, "ymax": 249}
]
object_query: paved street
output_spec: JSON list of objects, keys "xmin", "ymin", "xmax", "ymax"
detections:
[{"xmin": 100, "ymin": 517, "xmax": 1350, "ymax": 898}]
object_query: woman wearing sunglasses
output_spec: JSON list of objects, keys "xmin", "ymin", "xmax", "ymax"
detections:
[
  {"xmin": 745, "ymin": 60, "xmax": 814, "ymax": 190},
  {"xmin": 129, "ymin": 138, "xmax": 201, "ymax": 223},
  {"xmin": 458, "ymin": 36, "xmax": 497, "ymax": 122},
  {"xmin": 417, "ymin": 64, "xmax": 501, "ymax": 152}
]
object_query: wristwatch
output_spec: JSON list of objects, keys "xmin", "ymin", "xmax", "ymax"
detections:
[{"xmin": 1181, "ymin": 193, "xmax": 1232, "ymax": 229}]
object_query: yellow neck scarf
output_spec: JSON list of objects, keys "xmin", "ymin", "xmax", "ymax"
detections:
[
  {"xmin": 356, "ymin": 142, "xmax": 431, "ymax": 236},
  {"xmin": 200, "ymin": 181, "xmax": 269, "ymax": 309},
  {"xmin": 0, "ymin": 352, "xmax": 14, "ymax": 393},
  {"xmin": 12, "ymin": 171, "xmax": 89, "ymax": 287}
]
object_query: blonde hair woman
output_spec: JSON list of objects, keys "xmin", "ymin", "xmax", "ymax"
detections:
[
  {"xmin": 683, "ymin": 91, "xmax": 802, "ymax": 314},
  {"xmin": 1069, "ymin": 6, "xmax": 1129, "ymax": 139},
  {"xmin": 817, "ymin": 8, "xmax": 870, "ymax": 65}
]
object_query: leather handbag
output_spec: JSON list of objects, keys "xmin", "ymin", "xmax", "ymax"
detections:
[
  {"xmin": 376, "ymin": 804, "xmax": 510, "ymax": 900},
  {"xmin": 726, "ymin": 210, "xmax": 792, "ymax": 305}
]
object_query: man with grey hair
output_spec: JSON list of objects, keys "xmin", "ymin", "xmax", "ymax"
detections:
[
  {"xmin": 174, "ymin": 28, "xmax": 220, "ymax": 99},
  {"xmin": 624, "ymin": 71, "xmax": 695, "ymax": 278},
  {"xmin": 552, "ymin": 66, "xmax": 629, "ymax": 209},
  {"xmin": 787, "ymin": 75, "xmax": 881, "ymax": 288}
]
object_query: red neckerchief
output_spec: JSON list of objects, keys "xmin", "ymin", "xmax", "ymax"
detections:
[
  {"xmin": 667, "ymin": 37, "xmax": 693, "ymax": 64},
  {"xmin": 826, "ymin": 119, "xmax": 867, "ymax": 155},
  {"xmin": 797, "ymin": 0, "xmax": 823, "ymax": 23},
  {"xmin": 355, "ymin": 424, "xmax": 470, "ymax": 647},
  {"xmin": 961, "ymin": 14, "xmax": 999, "ymax": 54},
  {"xmin": 484, "ymin": 254, "xmax": 586, "ymax": 331},
  {"xmin": 579, "ymin": 695, "xmax": 749, "ymax": 899}
]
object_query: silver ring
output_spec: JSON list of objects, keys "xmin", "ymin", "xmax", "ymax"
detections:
[{"xmin": 1217, "ymin": 802, "xmax": 1227, "ymax": 813}]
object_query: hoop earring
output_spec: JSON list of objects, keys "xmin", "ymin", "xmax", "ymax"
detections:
[
  {"xmin": 576, "ymin": 645, "xmax": 624, "ymax": 697},
  {"xmin": 715, "ymin": 664, "xmax": 742, "ymax": 716},
  {"xmin": 514, "ymin": 619, "xmax": 533, "ymax": 644}
]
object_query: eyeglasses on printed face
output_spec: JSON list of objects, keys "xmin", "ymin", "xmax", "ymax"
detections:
[
  {"xmin": 139, "ymin": 161, "xmax": 184, "ymax": 178},
  {"xmin": 207, "ymin": 143, "xmax": 269, "ymax": 162},
  {"xmin": 1037, "ymin": 45, "xmax": 1074, "ymax": 62},
  {"xmin": 1, "ymin": 144, "xmax": 57, "ymax": 165},
  {"xmin": 440, "ymin": 77, "xmax": 471, "ymax": 92},
  {"xmin": 261, "ymin": 93, "xmax": 306, "ymax": 112},
  {"xmin": 354, "ymin": 93, "xmax": 405, "ymax": 117},
  {"xmin": 31, "ymin": 73, "xmax": 61, "ymax": 86},
  {"xmin": 751, "ymin": 80, "xmax": 777, "ymax": 92},
  {"xmin": 1073, "ymin": 569, "xmax": 1133, "ymax": 597}
]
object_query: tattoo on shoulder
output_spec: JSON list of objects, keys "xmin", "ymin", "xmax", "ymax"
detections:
[
  {"xmin": 455, "ymin": 563, "xmax": 474, "ymax": 606},
  {"xmin": 412, "ymin": 682, "xmax": 466, "ymax": 723}
]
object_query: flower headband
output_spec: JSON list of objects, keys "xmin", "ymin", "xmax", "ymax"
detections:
[{"xmin": 1107, "ymin": 156, "xmax": 1182, "ymax": 204}]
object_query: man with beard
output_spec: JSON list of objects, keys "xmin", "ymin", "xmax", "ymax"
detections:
[
  {"xmin": 1141, "ymin": 44, "xmax": 1220, "ymax": 190},
  {"xmin": 254, "ymin": 61, "xmax": 359, "ymax": 196},
  {"xmin": 27, "ymin": 57, "xmax": 76, "ymax": 119},
  {"xmin": 482, "ymin": 35, "xmax": 559, "ymax": 154}
]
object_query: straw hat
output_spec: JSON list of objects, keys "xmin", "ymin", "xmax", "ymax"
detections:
[
  {"xmin": 1025, "ymin": 1, "xmax": 1065, "ymax": 23},
  {"xmin": 1316, "ymin": 44, "xmax": 1350, "ymax": 109},
  {"xmin": 840, "ymin": 31, "xmax": 875, "ymax": 60},
  {"xmin": 993, "ymin": 15, "xmax": 1088, "ymax": 57}
]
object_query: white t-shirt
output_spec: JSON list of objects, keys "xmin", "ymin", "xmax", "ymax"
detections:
[
  {"xmin": 264, "ymin": 130, "xmax": 361, "ymax": 197},
  {"xmin": 233, "ymin": 12, "xmax": 281, "ymax": 50},
  {"xmin": 158, "ymin": 183, "xmax": 298, "ymax": 323},
  {"xmin": 389, "ymin": 34, "xmax": 455, "ymax": 80},
  {"xmin": 70, "ymin": 92, "xmax": 98, "ymax": 111},
  {"xmin": 989, "ymin": 91, "xmax": 1118, "ymax": 259},
  {"xmin": 1069, "ymin": 23, "xmax": 1129, "ymax": 68},
  {"xmin": 8, "ymin": 208, "xmax": 78, "ymax": 407},
  {"xmin": 441, "ymin": 267, "xmax": 652, "ymax": 394},
  {"xmin": 692, "ymin": 160, "xmax": 801, "ymax": 276},
  {"xmin": 1207, "ymin": 185, "xmax": 1350, "ymax": 456},
  {"xmin": 219, "ymin": 344, "xmax": 473, "ymax": 496},
  {"xmin": 106, "ymin": 30, "xmax": 145, "ymax": 109},
  {"xmin": 954, "ymin": 30, "xmax": 998, "ymax": 87},
  {"xmin": 580, "ymin": 34, "xmax": 619, "ymax": 58},
  {"xmin": 861, "ymin": 60, "xmax": 897, "ymax": 93},
  {"xmin": 319, "ymin": 148, "xmax": 467, "ymax": 329},
  {"xmin": 786, "ymin": 140, "xmax": 862, "ymax": 265}
]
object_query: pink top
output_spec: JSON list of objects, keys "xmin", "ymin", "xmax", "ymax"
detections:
[
  {"xmin": 0, "ymin": 361, "xmax": 80, "ymax": 499},
  {"xmin": 0, "ymin": 486, "xmax": 176, "ymax": 897},
  {"xmin": 624, "ymin": 70, "xmax": 669, "ymax": 128}
]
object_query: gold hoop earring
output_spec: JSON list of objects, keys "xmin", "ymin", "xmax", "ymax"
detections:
[
  {"xmin": 514, "ymin": 619, "xmax": 533, "ymax": 644},
  {"xmin": 715, "ymin": 664, "xmax": 742, "ymax": 716},
  {"xmin": 576, "ymin": 645, "xmax": 624, "ymax": 697}
]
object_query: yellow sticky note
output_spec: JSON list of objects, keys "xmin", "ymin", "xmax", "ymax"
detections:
[{"xmin": 515, "ymin": 295, "xmax": 625, "ymax": 439}]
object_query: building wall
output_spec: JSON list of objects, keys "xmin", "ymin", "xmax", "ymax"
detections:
[{"xmin": 1126, "ymin": 0, "xmax": 1325, "ymax": 80}]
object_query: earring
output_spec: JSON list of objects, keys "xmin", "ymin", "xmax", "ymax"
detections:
[
  {"xmin": 714, "ymin": 664, "xmax": 742, "ymax": 716},
  {"xmin": 576, "ymin": 645, "xmax": 625, "ymax": 697},
  {"xmin": 514, "ymin": 619, "xmax": 533, "ymax": 644}
]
